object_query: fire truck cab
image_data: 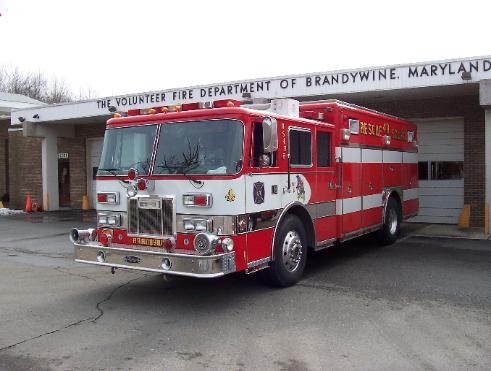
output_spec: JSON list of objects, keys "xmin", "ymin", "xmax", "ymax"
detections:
[{"xmin": 71, "ymin": 98, "xmax": 418, "ymax": 287}]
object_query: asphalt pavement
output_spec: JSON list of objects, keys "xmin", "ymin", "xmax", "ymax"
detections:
[{"xmin": 0, "ymin": 211, "xmax": 490, "ymax": 370}]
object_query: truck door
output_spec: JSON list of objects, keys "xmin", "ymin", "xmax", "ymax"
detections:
[
  {"xmin": 339, "ymin": 146, "xmax": 362, "ymax": 235},
  {"xmin": 314, "ymin": 129, "xmax": 337, "ymax": 243},
  {"xmin": 244, "ymin": 120, "xmax": 282, "ymax": 265},
  {"xmin": 361, "ymin": 149, "xmax": 383, "ymax": 228}
]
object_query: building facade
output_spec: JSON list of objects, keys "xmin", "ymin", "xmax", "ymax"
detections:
[
  {"xmin": 0, "ymin": 92, "xmax": 45, "ymax": 205},
  {"xmin": 7, "ymin": 56, "xmax": 491, "ymax": 230}
]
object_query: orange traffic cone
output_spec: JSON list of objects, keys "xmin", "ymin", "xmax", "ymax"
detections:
[{"xmin": 25, "ymin": 193, "xmax": 33, "ymax": 213}]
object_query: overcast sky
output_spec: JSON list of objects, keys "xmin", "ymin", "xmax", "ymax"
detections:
[{"xmin": 1, "ymin": 0, "xmax": 490, "ymax": 99}]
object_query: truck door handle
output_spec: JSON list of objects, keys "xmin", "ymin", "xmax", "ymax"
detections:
[{"xmin": 328, "ymin": 181, "xmax": 335, "ymax": 190}]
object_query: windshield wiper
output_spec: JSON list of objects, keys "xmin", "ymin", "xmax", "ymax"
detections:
[
  {"xmin": 98, "ymin": 168, "xmax": 130, "ymax": 184},
  {"xmin": 127, "ymin": 160, "xmax": 150, "ymax": 173},
  {"xmin": 179, "ymin": 163, "xmax": 203, "ymax": 187},
  {"xmin": 98, "ymin": 168, "xmax": 120, "ymax": 177},
  {"xmin": 156, "ymin": 162, "xmax": 203, "ymax": 187}
]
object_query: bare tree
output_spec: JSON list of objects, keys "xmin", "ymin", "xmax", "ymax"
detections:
[{"xmin": 0, "ymin": 66, "xmax": 94, "ymax": 104}]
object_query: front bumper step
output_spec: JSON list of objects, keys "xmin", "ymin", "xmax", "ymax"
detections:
[{"xmin": 74, "ymin": 243, "xmax": 236, "ymax": 278}]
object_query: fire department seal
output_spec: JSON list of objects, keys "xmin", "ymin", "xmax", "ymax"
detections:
[{"xmin": 253, "ymin": 182, "xmax": 265, "ymax": 204}]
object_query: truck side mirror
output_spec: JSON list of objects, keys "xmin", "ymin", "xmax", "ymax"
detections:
[{"xmin": 262, "ymin": 117, "xmax": 278, "ymax": 153}]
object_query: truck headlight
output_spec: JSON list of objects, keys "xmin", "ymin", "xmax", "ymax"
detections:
[
  {"xmin": 107, "ymin": 215, "xmax": 121, "ymax": 226},
  {"xmin": 98, "ymin": 215, "xmax": 108, "ymax": 225},
  {"xmin": 183, "ymin": 218, "xmax": 213, "ymax": 233},
  {"xmin": 177, "ymin": 215, "xmax": 234, "ymax": 235},
  {"xmin": 98, "ymin": 212, "xmax": 122, "ymax": 227},
  {"xmin": 221, "ymin": 237, "xmax": 234, "ymax": 252}
]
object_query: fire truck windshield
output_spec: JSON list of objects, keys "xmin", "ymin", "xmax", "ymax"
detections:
[
  {"xmin": 154, "ymin": 119, "xmax": 244, "ymax": 176},
  {"xmin": 98, "ymin": 124, "xmax": 157, "ymax": 176}
]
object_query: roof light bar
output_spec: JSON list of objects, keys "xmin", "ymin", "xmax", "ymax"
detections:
[
  {"xmin": 213, "ymin": 99, "xmax": 241, "ymax": 108},
  {"xmin": 125, "ymin": 99, "xmax": 240, "ymax": 116}
]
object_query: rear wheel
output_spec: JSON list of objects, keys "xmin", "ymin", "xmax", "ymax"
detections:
[
  {"xmin": 265, "ymin": 215, "xmax": 307, "ymax": 287},
  {"xmin": 377, "ymin": 196, "xmax": 401, "ymax": 245}
]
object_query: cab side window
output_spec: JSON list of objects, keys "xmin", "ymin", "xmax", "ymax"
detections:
[
  {"xmin": 289, "ymin": 129, "xmax": 311, "ymax": 166},
  {"xmin": 252, "ymin": 121, "xmax": 276, "ymax": 167},
  {"xmin": 252, "ymin": 122, "xmax": 264, "ymax": 167},
  {"xmin": 316, "ymin": 131, "xmax": 331, "ymax": 167}
]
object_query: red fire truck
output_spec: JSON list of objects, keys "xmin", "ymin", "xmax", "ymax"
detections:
[{"xmin": 71, "ymin": 98, "xmax": 418, "ymax": 286}]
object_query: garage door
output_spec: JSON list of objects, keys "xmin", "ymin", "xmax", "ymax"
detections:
[
  {"xmin": 86, "ymin": 138, "xmax": 104, "ymax": 209},
  {"xmin": 410, "ymin": 118, "xmax": 464, "ymax": 224}
]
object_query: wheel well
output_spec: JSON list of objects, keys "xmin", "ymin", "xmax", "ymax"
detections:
[{"xmin": 283, "ymin": 205, "xmax": 315, "ymax": 250}]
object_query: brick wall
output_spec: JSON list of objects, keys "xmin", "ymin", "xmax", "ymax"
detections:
[
  {"xmin": 0, "ymin": 119, "xmax": 8, "ymax": 201},
  {"xmin": 7, "ymin": 122, "xmax": 105, "ymax": 210},
  {"xmin": 357, "ymin": 95, "xmax": 485, "ymax": 227},
  {"xmin": 75, "ymin": 123, "xmax": 106, "ymax": 138},
  {"xmin": 57, "ymin": 137, "xmax": 85, "ymax": 208},
  {"xmin": 8, "ymin": 131, "xmax": 43, "ymax": 210},
  {"xmin": 57, "ymin": 123, "xmax": 105, "ymax": 209}
]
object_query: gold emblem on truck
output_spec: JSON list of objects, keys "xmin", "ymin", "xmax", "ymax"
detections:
[{"xmin": 225, "ymin": 189, "xmax": 236, "ymax": 202}]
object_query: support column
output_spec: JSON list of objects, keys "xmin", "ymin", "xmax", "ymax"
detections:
[
  {"xmin": 480, "ymin": 79, "xmax": 491, "ymax": 234},
  {"xmin": 41, "ymin": 133, "xmax": 59, "ymax": 211},
  {"xmin": 485, "ymin": 109, "xmax": 491, "ymax": 234},
  {"xmin": 23, "ymin": 123, "xmax": 75, "ymax": 211}
]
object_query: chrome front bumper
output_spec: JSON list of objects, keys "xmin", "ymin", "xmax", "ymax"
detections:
[{"xmin": 74, "ymin": 243, "xmax": 236, "ymax": 278}]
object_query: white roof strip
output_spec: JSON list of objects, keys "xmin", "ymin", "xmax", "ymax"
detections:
[{"xmin": 11, "ymin": 55, "xmax": 491, "ymax": 125}]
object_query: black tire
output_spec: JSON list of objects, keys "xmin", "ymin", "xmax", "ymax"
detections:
[
  {"xmin": 377, "ymin": 196, "xmax": 401, "ymax": 245},
  {"xmin": 265, "ymin": 215, "xmax": 308, "ymax": 287}
]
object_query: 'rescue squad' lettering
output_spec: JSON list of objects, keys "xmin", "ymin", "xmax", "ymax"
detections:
[{"xmin": 359, "ymin": 122, "xmax": 407, "ymax": 141}]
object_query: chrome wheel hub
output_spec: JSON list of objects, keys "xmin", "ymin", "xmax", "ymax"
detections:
[{"xmin": 282, "ymin": 230, "xmax": 303, "ymax": 272}]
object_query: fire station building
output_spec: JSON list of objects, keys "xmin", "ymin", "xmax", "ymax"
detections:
[{"xmin": 6, "ymin": 55, "xmax": 491, "ymax": 231}]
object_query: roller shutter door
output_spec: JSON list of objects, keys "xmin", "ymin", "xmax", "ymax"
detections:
[{"xmin": 410, "ymin": 118, "xmax": 464, "ymax": 224}]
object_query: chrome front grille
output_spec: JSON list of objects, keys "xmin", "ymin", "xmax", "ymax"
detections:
[
  {"xmin": 129, "ymin": 198, "xmax": 138, "ymax": 233},
  {"xmin": 128, "ymin": 197, "xmax": 174, "ymax": 237}
]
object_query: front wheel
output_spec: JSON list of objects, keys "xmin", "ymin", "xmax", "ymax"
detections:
[
  {"xmin": 377, "ymin": 197, "xmax": 401, "ymax": 245},
  {"xmin": 265, "ymin": 215, "xmax": 307, "ymax": 287}
]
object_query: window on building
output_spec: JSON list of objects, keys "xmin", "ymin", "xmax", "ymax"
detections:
[
  {"xmin": 418, "ymin": 161, "xmax": 429, "ymax": 180},
  {"xmin": 316, "ymin": 131, "xmax": 331, "ymax": 167},
  {"xmin": 431, "ymin": 161, "xmax": 464, "ymax": 180},
  {"xmin": 289, "ymin": 129, "xmax": 311, "ymax": 166},
  {"xmin": 418, "ymin": 161, "xmax": 463, "ymax": 180}
]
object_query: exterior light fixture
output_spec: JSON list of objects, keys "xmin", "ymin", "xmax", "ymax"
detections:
[{"xmin": 341, "ymin": 128, "xmax": 351, "ymax": 142}]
